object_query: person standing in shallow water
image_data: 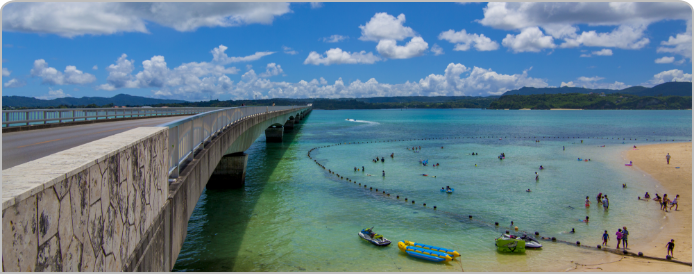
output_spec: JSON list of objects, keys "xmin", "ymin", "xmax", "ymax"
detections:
[{"xmin": 382, "ymin": 170, "xmax": 385, "ymax": 177}]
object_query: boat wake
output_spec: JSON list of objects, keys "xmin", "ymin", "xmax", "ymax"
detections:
[{"xmin": 345, "ymin": 119, "xmax": 379, "ymax": 125}]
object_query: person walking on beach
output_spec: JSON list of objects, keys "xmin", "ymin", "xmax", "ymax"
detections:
[
  {"xmin": 602, "ymin": 230, "xmax": 610, "ymax": 246},
  {"xmin": 670, "ymin": 195, "xmax": 679, "ymax": 211},
  {"xmin": 661, "ymin": 194, "xmax": 669, "ymax": 212},
  {"xmin": 666, "ymin": 153, "xmax": 671, "ymax": 164},
  {"xmin": 666, "ymin": 239, "xmax": 675, "ymax": 258},
  {"xmin": 622, "ymin": 226, "xmax": 629, "ymax": 250},
  {"xmin": 616, "ymin": 229, "xmax": 623, "ymax": 249}
]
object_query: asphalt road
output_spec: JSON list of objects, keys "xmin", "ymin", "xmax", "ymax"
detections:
[{"xmin": 2, "ymin": 116, "xmax": 187, "ymax": 170}]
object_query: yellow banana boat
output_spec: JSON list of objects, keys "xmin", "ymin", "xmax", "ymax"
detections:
[
  {"xmin": 398, "ymin": 241, "xmax": 453, "ymax": 262},
  {"xmin": 403, "ymin": 240, "xmax": 461, "ymax": 257}
]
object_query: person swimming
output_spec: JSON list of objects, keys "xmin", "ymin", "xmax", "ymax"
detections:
[
  {"xmin": 581, "ymin": 216, "xmax": 589, "ymax": 223},
  {"xmin": 570, "ymin": 228, "xmax": 575, "ymax": 233},
  {"xmin": 526, "ymin": 189, "xmax": 531, "ymax": 192},
  {"xmin": 539, "ymin": 165, "xmax": 544, "ymax": 170}
]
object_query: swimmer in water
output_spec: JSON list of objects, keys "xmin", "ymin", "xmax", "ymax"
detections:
[
  {"xmin": 526, "ymin": 189, "xmax": 531, "ymax": 192},
  {"xmin": 571, "ymin": 228, "xmax": 576, "ymax": 233},
  {"xmin": 539, "ymin": 165, "xmax": 544, "ymax": 170},
  {"xmin": 582, "ymin": 216, "xmax": 589, "ymax": 223}
]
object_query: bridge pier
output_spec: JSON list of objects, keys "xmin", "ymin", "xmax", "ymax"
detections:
[
  {"xmin": 284, "ymin": 118, "xmax": 295, "ymax": 132},
  {"xmin": 265, "ymin": 126, "xmax": 283, "ymax": 142},
  {"xmin": 207, "ymin": 152, "xmax": 248, "ymax": 189}
]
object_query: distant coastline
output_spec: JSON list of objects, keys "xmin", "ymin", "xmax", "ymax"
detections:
[{"xmin": 3, "ymin": 82, "xmax": 691, "ymax": 111}]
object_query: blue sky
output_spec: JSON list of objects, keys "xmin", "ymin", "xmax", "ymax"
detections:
[{"xmin": 2, "ymin": 2, "xmax": 692, "ymax": 101}]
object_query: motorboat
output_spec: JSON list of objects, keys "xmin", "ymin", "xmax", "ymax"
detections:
[{"xmin": 359, "ymin": 227, "xmax": 391, "ymax": 246}]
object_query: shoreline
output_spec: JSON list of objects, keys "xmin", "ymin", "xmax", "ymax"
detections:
[{"xmin": 572, "ymin": 142, "xmax": 692, "ymax": 272}]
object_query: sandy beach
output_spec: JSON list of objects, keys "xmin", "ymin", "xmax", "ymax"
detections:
[{"xmin": 572, "ymin": 142, "xmax": 692, "ymax": 272}]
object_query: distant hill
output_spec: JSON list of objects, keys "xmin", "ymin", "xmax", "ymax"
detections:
[
  {"xmin": 502, "ymin": 82, "xmax": 692, "ymax": 97},
  {"xmin": 3, "ymin": 94, "xmax": 187, "ymax": 108}
]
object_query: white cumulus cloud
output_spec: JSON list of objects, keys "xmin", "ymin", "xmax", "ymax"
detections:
[
  {"xmin": 97, "ymin": 46, "xmax": 245, "ymax": 99},
  {"xmin": 431, "ymin": 44, "xmax": 444, "ymax": 56},
  {"xmin": 282, "ymin": 46, "xmax": 298, "ymax": 55},
  {"xmin": 303, "ymin": 48, "xmax": 382, "ymax": 65},
  {"xmin": 2, "ymin": 67, "xmax": 10, "ymax": 76},
  {"xmin": 359, "ymin": 13, "xmax": 416, "ymax": 42},
  {"xmin": 4, "ymin": 78, "xmax": 25, "ymax": 88},
  {"xmin": 35, "ymin": 88, "xmax": 72, "ymax": 99},
  {"xmin": 502, "ymin": 27, "xmax": 555, "ymax": 53},
  {"xmin": 376, "ymin": 37, "xmax": 429, "ymax": 59},
  {"xmin": 2, "ymin": 2, "xmax": 291, "ymax": 37},
  {"xmin": 478, "ymin": 2, "xmax": 690, "ymax": 31},
  {"xmin": 562, "ymin": 76, "xmax": 628, "ymax": 90},
  {"xmin": 643, "ymin": 69, "xmax": 693, "ymax": 87},
  {"xmin": 211, "ymin": 45, "xmax": 274, "ymax": 64},
  {"xmin": 30, "ymin": 59, "xmax": 96, "ymax": 85},
  {"xmin": 655, "ymin": 56, "xmax": 675, "ymax": 64},
  {"xmin": 310, "ymin": 2, "xmax": 323, "ymax": 9},
  {"xmin": 92, "ymin": 65, "xmax": 98, "ymax": 70},
  {"xmin": 559, "ymin": 25, "xmax": 649, "ymax": 49},
  {"xmin": 592, "ymin": 49, "xmax": 613, "ymax": 56},
  {"xmin": 657, "ymin": 32, "xmax": 692, "ymax": 59},
  {"xmin": 322, "ymin": 35, "xmax": 349, "ymax": 43},
  {"xmin": 438, "ymin": 29, "xmax": 499, "ymax": 51},
  {"xmin": 258, "ymin": 63, "xmax": 284, "ymax": 77},
  {"xmin": 224, "ymin": 62, "xmax": 548, "ymax": 99},
  {"xmin": 478, "ymin": 3, "xmax": 689, "ymax": 53}
]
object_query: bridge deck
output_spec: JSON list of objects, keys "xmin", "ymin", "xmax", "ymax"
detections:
[{"xmin": 2, "ymin": 116, "xmax": 187, "ymax": 169}]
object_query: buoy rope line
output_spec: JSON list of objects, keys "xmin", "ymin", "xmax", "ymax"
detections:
[{"xmin": 305, "ymin": 137, "xmax": 692, "ymax": 266}]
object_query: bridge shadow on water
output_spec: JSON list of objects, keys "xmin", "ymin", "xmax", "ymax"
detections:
[{"xmin": 172, "ymin": 118, "xmax": 307, "ymax": 272}]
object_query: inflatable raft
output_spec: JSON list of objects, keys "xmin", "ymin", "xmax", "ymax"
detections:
[
  {"xmin": 398, "ymin": 241, "xmax": 455, "ymax": 262},
  {"xmin": 403, "ymin": 240, "xmax": 460, "ymax": 257},
  {"xmin": 495, "ymin": 235, "xmax": 526, "ymax": 253}
]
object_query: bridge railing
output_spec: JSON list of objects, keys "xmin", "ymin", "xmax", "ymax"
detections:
[
  {"xmin": 1, "ymin": 107, "xmax": 222, "ymax": 128},
  {"xmin": 158, "ymin": 105, "xmax": 306, "ymax": 180}
]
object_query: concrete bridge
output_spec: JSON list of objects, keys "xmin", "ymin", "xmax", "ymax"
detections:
[{"xmin": 2, "ymin": 105, "xmax": 311, "ymax": 271}]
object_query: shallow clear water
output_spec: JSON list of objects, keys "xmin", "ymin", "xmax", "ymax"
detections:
[{"xmin": 173, "ymin": 109, "xmax": 691, "ymax": 272}]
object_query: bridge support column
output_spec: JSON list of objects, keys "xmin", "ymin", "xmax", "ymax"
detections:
[
  {"xmin": 208, "ymin": 152, "xmax": 248, "ymax": 189},
  {"xmin": 284, "ymin": 119, "xmax": 294, "ymax": 132},
  {"xmin": 265, "ymin": 127, "xmax": 283, "ymax": 142}
]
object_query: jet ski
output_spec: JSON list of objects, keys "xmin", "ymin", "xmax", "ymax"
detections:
[
  {"xmin": 516, "ymin": 234, "xmax": 542, "ymax": 248},
  {"xmin": 359, "ymin": 227, "xmax": 391, "ymax": 246}
]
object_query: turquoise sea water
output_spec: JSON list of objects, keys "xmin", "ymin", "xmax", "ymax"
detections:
[{"xmin": 173, "ymin": 109, "xmax": 691, "ymax": 272}]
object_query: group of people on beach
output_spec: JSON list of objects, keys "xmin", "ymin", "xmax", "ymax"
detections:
[
  {"xmin": 639, "ymin": 192, "xmax": 679, "ymax": 212},
  {"xmin": 601, "ymin": 226, "xmax": 629, "ymax": 250}
]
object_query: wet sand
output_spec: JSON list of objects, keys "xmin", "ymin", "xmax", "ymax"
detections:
[{"xmin": 572, "ymin": 142, "xmax": 692, "ymax": 272}]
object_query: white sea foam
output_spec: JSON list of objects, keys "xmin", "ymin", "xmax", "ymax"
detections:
[{"xmin": 346, "ymin": 119, "xmax": 379, "ymax": 125}]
